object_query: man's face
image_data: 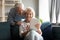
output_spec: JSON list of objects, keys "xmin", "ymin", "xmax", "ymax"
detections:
[{"xmin": 16, "ymin": 6, "xmax": 24, "ymax": 14}]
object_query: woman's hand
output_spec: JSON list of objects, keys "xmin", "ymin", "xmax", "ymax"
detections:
[
  {"xmin": 35, "ymin": 23, "xmax": 42, "ymax": 35},
  {"xmin": 26, "ymin": 25, "xmax": 30, "ymax": 32},
  {"xmin": 21, "ymin": 25, "xmax": 30, "ymax": 37},
  {"xmin": 35, "ymin": 23, "xmax": 40, "ymax": 29},
  {"xmin": 37, "ymin": 29, "xmax": 42, "ymax": 35}
]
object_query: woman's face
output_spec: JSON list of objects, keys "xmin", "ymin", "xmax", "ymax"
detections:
[{"xmin": 25, "ymin": 11, "xmax": 33, "ymax": 21}]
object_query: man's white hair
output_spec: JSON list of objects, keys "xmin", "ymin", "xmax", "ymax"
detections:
[
  {"xmin": 14, "ymin": 2, "xmax": 24, "ymax": 9},
  {"xmin": 25, "ymin": 7, "xmax": 35, "ymax": 18}
]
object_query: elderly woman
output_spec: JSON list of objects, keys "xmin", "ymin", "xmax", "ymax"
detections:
[{"xmin": 19, "ymin": 7, "xmax": 43, "ymax": 40}]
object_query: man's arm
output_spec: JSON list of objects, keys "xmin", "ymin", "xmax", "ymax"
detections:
[{"xmin": 7, "ymin": 8, "xmax": 16, "ymax": 25}]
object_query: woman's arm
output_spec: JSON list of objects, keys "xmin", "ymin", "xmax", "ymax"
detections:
[
  {"xmin": 7, "ymin": 8, "xmax": 16, "ymax": 25},
  {"xmin": 35, "ymin": 23, "xmax": 42, "ymax": 35},
  {"xmin": 37, "ymin": 29, "xmax": 42, "ymax": 35}
]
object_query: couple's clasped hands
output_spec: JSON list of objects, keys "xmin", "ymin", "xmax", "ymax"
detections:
[
  {"xmin": 25, "ymin": 23, "xmax": 40, "ymax": 32},
  {"xmin": 16, "ymin": 21, "xmax": 30, "ymax": 32},
  {"xmin": 16, "ymin": 21, "xmax": 40, "ymax": 30},
  {"xmin": 25, "ymin": 25, "xmax": 30, "ymax": 32},
  {"xmin": 25, "ymin": 23, "xmax": 42, "ymax": 35},
  {"xmin": 16, "ymin": 21, "xmax": 42, "ymax": 34}
]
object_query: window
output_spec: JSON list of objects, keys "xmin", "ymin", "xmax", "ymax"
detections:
[
  {"xmin": 39, "ymin": 0, "xmax": 50, "ymax": 22},
  {"xmin": 39, "ymin": 0, "xmax": 60, "ymax": 23},
  {"xmin": 0, "ymin": 0, "xmax": 19, "ymax": 22}
]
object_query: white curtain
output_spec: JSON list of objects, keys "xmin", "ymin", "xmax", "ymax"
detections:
[{"xmin": 50, "ymin": 0, "xmax": 60, "ymax": 23}]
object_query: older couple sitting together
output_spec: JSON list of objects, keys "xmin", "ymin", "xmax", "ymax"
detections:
[{"xmin": 7, "ymin": 2, "xmax": 43, "ymax": 40}]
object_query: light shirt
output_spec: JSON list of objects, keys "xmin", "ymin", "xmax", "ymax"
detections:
[{"xmin": 19, "ymin": 18, "xmax": 40, "ymax": 36}]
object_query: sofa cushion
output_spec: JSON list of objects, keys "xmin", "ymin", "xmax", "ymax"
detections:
[
  {"xmin": 41, "ymin": 22, "xmax": 53, "ymax": 40},
  {"xmin": 41, "ymin": 22, "xmax": 51, "ymax": 31},
  {"xmin": 0, "ymin": 22, "xmax": 10, "ymax": 40}
]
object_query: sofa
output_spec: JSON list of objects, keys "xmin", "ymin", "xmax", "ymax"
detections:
[
  {"xmin": 0, "ymin": 22, "xmax": 11, "ymax": 40},
  {"xmin": 0, "ymin": 22, "xmax": 53, "ymax": 40},
  {"xmin": 41, "ymin": 22, "xmax": 53, "ymax": 40}
]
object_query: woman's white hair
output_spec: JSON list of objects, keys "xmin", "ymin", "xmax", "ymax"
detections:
[
  {"xmin": 25, "ymin": 7, "xmax": 35, "ymax": 18},
  {"xmin": 14, "ymin": 2, "xmax": 24, "ymax": 9}
]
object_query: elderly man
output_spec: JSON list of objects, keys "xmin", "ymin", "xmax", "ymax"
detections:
[
  {"xmin": 7, "ymin": 2, "xmax": 25, "ymax": 26},
  {"xmin": 7, "ymin": 3, "xmax": 25, "ymax": 40}
]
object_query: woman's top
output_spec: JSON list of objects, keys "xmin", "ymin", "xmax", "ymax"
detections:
[{"xmin": 19, "ymin": 18, "xmax": 41, "ymax": 36}]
